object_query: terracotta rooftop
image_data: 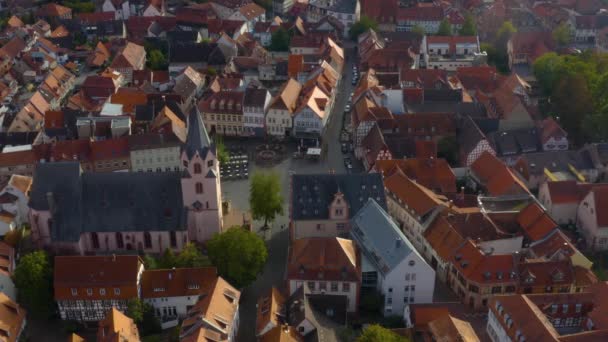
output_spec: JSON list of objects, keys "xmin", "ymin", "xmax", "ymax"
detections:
[
  {"xmin": 287, "ymin": 237, "xmax": 359, "ymax": 282},
  {"xmin": 428, "ymin": 314, "xmax": 480, "ymax": 342},
  {"xmin": 0, "ymin": 292, "xmax": 26, "ymax": 342},
  {"xmin": 375, "ymin": 158, "xmax": 456, "ymax": 193},
  {"xmin": 141, "ymin": 267, "xmax": 217, "ymax": 299},
  {"xmin": 97, "ymin": 307, "xmax": 140, "ymax": 342},
  {"xmin": 516, "ymin": 203, "xmax": 558, "ymax": 241},
  {"xmin": 256, "ymin": 287, "xmax": 286, "ymax": 336},
  {"xmin": 384, "ymin": 169, "xmax": 447, "ymax": 218},
  {"xmin": 452, "ymin": 240, "xmax": 516, "ymax": 284},
  {"xmin": 470, "ymin": 151, "xmax": 529, "ymax": 196}
]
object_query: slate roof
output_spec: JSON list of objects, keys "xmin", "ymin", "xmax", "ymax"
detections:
[
  {"xmin": 169, "ymin": 42, "xmax": 226, "ymax": 65},
  {"xmin": 291, "ymin": 173, "xmax": 386, "ymax": 220},
  {"xmin": 183, "ymin": 107, "xmax": 213, "ymax": 159},
  {"xmin": 351, "ymin": 199, "xmax": 421, "ymax": 275},
  {"xmin": 29, "ymin": 162, "xmax": 187, "ymax": 242}
]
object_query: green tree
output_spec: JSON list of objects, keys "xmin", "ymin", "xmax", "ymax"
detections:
[
  {"xmin": 553, "ymin": 22, "xmax": 572, "ymax": 46},
  {"xmin": 459, "ymin": 14, "xmax": 477, "ymax": 36},
  {"xmin": 250, "ymin": 172, "xmax": 283, "ymax": 227},
  {"xmin": 269, "ymin": 27, "xmax": 291, "ymax": 51},
  {"xmin": 147, "ymin": 49, "xmax": 167, "ymax": 70},
  {"xmin": 127, "ymin": 299, "xmax": 161, "ymax": 336},
  {"xmin": 175, "ymin": 242, "xmax": 212, "ymax": 268},
  {"xmin": 436, "ymin": 19, "xmax": 452, "ymax": 36},
  {"xmin": 206, "ymin": 67, "xmax": 217, "ymax": 76},
  {"xmin": 254, "ymin": 0, "xmax": 272, "ymax": 11},
  {"xmin": 411, "ymin": 25, "xmax": 426, "ymax": 36},
  {"xmin": 207, "ymin": 226, "xmax": 268, "ymax": 288},
  {"xmin": 437, "ymin": 136, "xmax": 459, "ymax": 165},
  {"xmin": 13, "ymin": 251, "xmax": 53, "ymax": 316},
  {"xmin": 533, "ymin": 52, "xmax": 565, "ymax": 94},
  {"xmin": 62, "ymin": 0, "xmax": 95, "ymax": 13},
  {"xmin": 158, "ymin": 248, "xmax": 177, "ymax": 269},
  {"xmin": 357, "ymin": 325, "xmax": 408, "ymax": 342},
  {"xmin": 349, "ymin": 15, "xmax": 378, "ymax": 41},
  {"xmin": 496, "ymin": 21, "xmax": 516, "ymax": 48},
  {"xmin": 552, "ymin": 73, "xmax": 594, "ymax": 143},
  {"xmin": 214, "ymin": 136, "xmax": 229, "ymax": 165}
]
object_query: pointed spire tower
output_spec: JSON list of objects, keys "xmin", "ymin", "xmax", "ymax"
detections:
[
  {"xmin": 183, "ymin": 106, "xmax": 214, "ymax": 160},
  {"xmin": 181, "ymin": 107, "xmax": 223, "ymax": 243}
]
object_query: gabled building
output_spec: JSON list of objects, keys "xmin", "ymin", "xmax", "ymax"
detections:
[
  {"xmin": 577, "ymin": 186, "xmax": 608, "ymax": 251},
  {"xmin": 243, "ymin": 86, "xmax": 271, "ymax": 137},
  {"xmin": 54, "ymin": 255, "xmax": 144, "ymax": 322},
  {"xmin": 198, "ymin": 90, "xmax": 245, "ymax": 136},
  {"xmin": 266, "ymin": 78, "xmax": 301, "ymax": 137},
  {"xmin": 110, "ymin": 42, "xmax": 146, "ymax": 83},
  {"xmin": 179, "ymin": 277, "xmax": 240, "ymax": 341},
  {"xmin": 469, "ymin": 152, "xmax": 529, "ymax": 197},
  {"xmin": 286, "ymin": 237, "xmax": 360, "ymax": 312},
  {"xmin": 142, "ymin": 267, "xmax": 218, "ymax": 325},
  {"xmin": 290, "ymin": 173, "xmax": 386, "ymax": 240},
  {"xmin": 351, "ymin": 199, "xmax": 435, "ymax": 316},
  {"xmin": 97, "ymin": 308, "xmax": 140, "ymax": 342}
]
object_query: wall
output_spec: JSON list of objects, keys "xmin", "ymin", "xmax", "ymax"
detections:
[
  {"xmin": 58, "ymin": 299, "xmax": 129, "ymax": 321},
  {"xmin": 288, "ymin": 279, "xmax": 359, "ymax": 312},
  {"xmin": 293, "ymin": 219, "xmax": 350, "ymax": 240},
  {"xmin": 85, "ymin": 230, "xmax": 188, "ymax": 254},
  {"xmin": 486, "ymin": 309, "xmax": 510, "ymax": 342},
  {"xmin": 144, "ymin": 294, "xmax": 199, "ymax": 318},
  {"xmin": 380, "ymin": 253, "xmax": 435, "ymax": 316},
  {"xmin": 266, "ymin": 108, "xmax": 292, "ymax": 137}
]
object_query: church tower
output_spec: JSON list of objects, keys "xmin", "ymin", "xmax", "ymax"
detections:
[{"xmin": 181, "ymin": 107, "xmax": 223, "ymax": 242}]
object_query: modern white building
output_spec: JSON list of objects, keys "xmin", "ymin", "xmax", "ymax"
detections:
[
  {"xmin": 350, "ymin": 199, "xmax": 435, "ymax": 317},
  {"xmin": 424, "ymin": 36, "xmax": 486, "ymax": 71},
  {"xmin": 127, "ymin": 133, "xmax": 182, "ymax": 172}
]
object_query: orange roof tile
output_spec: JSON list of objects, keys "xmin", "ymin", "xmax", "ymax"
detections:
[
  {"xmin": 259, "ymin": 326, "xmax": 302, "ymax": 342},
  {"xmin": 428, "ymin": 314, "xmax": 480, "ymax": 342},
  {"xmin": 97, "ymin": 308, "xmax": 140, "ymax": 342},
  {"xmin": 67, "ymin": 333, "xmax": 85, "ymax": 342},
  {"xmin": 0, "ymin": 292, "xmax": 26, "ymax": 342},
  {"xmin": 287, "ymin": 237, "xmax": 359, "ymax": 282},
  {"xmin": 412, "ymin": 307, "xmax": 450, "ymax": 327},
  {"xmin": 256, "ymin": 287, "xmax": 286, "ymax": 336},
  {"xmin": 141, "ymin": 267, "xmax": 217, "ymax": 299},
  {"xmin": 516, "ymin": 203, "xmax": 557, "ymax": 241},
  {"xmin": 452, "ymin": 240, "xmax": 516, "ymax": 284},
  {"xmin": 471, "ymin": 152, "xmax": 529, "ymax": 196},
  {"xmin": 384, "ymin": 170, "xmax": 447, "ymax": 217},
  {"xmin": 489, "ymin": 295, "xmax": 559, "ymax": 341},
  {"xmin": 375, "ymin": 158, "xmax": 456, "ymax": 193},
  {"xmin": 110, "ymin": 87, "xmax": 148, "ymax": 113}
]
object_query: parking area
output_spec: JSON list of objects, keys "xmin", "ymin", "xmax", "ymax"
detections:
[{"xmin": 220, "ymin": 149, "xmax": 250, "ymax": 181}]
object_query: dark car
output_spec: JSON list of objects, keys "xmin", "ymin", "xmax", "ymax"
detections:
[{"xmin": 341, "ymin": 143, "xmax": 348, "ymax": 153}]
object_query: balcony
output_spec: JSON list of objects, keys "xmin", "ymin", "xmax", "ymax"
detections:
[{"xmin": 160, "ymin": 315, "xmax": 179, "ymax": 330}]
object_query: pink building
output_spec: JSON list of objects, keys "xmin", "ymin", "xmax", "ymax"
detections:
[{"xmin": 28, "ymin": 108, "xmax": 223, "ymax": 255}]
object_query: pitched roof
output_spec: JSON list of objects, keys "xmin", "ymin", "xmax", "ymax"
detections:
[
  {"xmin": 110, "ymin": 42, "xmax": 145, "ymax": 69},
  {"xmin": 0, "ymin": 292, "xmax": 25, "ymax": 342},
  {"xmin": 351, "ymin": 199, "xmax": 423, "ymax": 275},
  {"xmin": 270, "ymin": 79, "xmax": 302, "ymax": 113},
  {"xmin": 7, "ymin": 16, "xmax": 23, "ymax": 28},
  {"xmin": 452, "ymin": 240, "xmax": 516, "ymax": 284},
  {"xmin": 256, "ymin": 287, "xmax": 286, "ymax": 336},
  {"xmin": 428, "ymin": 314, "xmax": 480, "ymax": 342},
  {"xmin": 97, "ymin": 308, "xmax": 140, "ymax": 342},
  {"xmin": 287, "ymin": 237, "xmax": 359, "ymax": 281},
  {"xmin": 538, "ymin": 117, "xmax": 567, "ymax": 145},
  {"xmin": 516, "ymin": 203, "xmax": 558, "ymax": 241},
  {"xmin": 180, "ymin": 277, "xmax": 240, "ymax": 340},
  {"xmin": 54, "ymin": 255, "xmax": 142, "ymax": 300},
  {"xmin": 375, "ymin": 158, "xmax": 456, "ymax": 193},
  {"xmin": 545, "ymin": 180, "xmax": 593, "ymax": 204},
  {"xmin": 424, "ymin": 215, "xmax": 466, "ymax": 262},
  {"xmin": 591, "ymin": 186, "xmax": 608, "ymax": 227},
  {"xmin": 384, "ymin": 170, "xmax": 447, "ymax": 218},
  {"xmin": 238, "ymin": 2, "xmax": 265, "ymax": 20},
  {"xmin": 37, "ymin": 3, "xmax": 72, "ymax": 17},
  {"xmin": 141, "ymin": 267, "xmax": 217, "ymax": 298},
  {"xmin": 183, "ymin": 106, "xmax": 213, "ymax": 160},
  {"xmin": 489, "ymin": 295, "xmax": 559, "ymax": 341},
  {"xmin": 470, "ymin": 151, "xmax": 529, "ymax": 196},
  {"xmin": 291, "ymin": 173, "xmax": 387, "ymax": 220}
]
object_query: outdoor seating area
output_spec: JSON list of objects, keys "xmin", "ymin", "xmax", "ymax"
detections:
[{"xmin": 220, "ymin": 153, "xmax": 249, "ymax": 180}]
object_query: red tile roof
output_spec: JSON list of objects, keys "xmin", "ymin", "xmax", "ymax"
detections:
[
  {"xmin": 470, "ymin": 152, "xmax": 529, "ymax": 196},
  {"xmin": 545, "ymin": 181, "xmax": 593, "ymax": 204},
  {"xmin": 384, "ymin": 169, "xmax": 447, "ymax": 217},
  {"xmin": 90, "ymin": 137, "xmax": 129, "ymax": 161},
  {"xmin": 516, "ymin": 203, "xmax": 557, "ymax": 241},
  {"xmin": 452, "ymin": 240, "xmax": 516, "ymax": 284},
  {"xmin": 54, "ymin": 255, "xmax": 143, "ymax": 301},
  {"xmin": 77, "ymin": 12, "xmax": 115, "ymax": 24},
  {"xmin": 375, "ymin": 158, "xmax": 456, "ymax": 193},
  {"xmin": 287, "ymin": 237, "xmax": 359, "ymax": 282},
  {"xmin": 141, "ymin": 267, "xmax": 217, "ymax": 298},
  {"xmin": 538, "ymin": 117, "xmax": 567, "ymax": 145},
  {"xmin": 591, "ymin": 186, "xmax": 608, "ymax": 227}
]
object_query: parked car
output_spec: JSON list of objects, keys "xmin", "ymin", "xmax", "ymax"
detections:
[
  {"xmin": 341, "ymin": 143, "xmax": 348, "ymax": 153},
  {"xmin": 344, "ymin": 104, "xmax": 351, "ymax": 113}
]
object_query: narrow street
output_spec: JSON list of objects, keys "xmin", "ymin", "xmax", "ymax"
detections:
[{"xmin": 230, "ymin": 45, "xmax": 356, "ymax": 341}]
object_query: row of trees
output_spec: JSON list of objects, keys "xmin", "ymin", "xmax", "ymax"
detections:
[
  {"xmin": 436, "ymin": 15, "xmax": 477, "ymax": 37},
  {"xmin": 534, "ymin": 51, "xmax": 608, "ymax": 143}
]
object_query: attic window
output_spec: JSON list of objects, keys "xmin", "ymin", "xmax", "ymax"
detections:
[
  {"xmin": 153, "ymin": 288, "xmax": 165, "ymax": 292},
  {"xmin": 187, "ymin": 284, "xmax": 200, "ymax": 290}
]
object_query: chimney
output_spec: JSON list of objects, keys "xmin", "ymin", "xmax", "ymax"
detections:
[{"xmin": 112, "ymin": 254, "xmax": 116, "ymax": 262}]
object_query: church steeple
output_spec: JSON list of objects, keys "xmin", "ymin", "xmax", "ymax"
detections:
[{"xmin": 183, "ymin": 107, "xmax": 213, "ymax": 159}]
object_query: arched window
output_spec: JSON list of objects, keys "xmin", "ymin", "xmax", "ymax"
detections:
[
  {"xmin": 195, "ymin": 183, "xmax": 203, "ymax": 194},
  {"xmin": 194, "ymin": 163, "xmax": 202, "ymax": 174},
  {"xmin": 116, "ymin": 232, "xmax": 124, "ymax": 248},
  {"xmin": 144, "ymin": 232, "xmax": 152, "ymax": 249}
]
